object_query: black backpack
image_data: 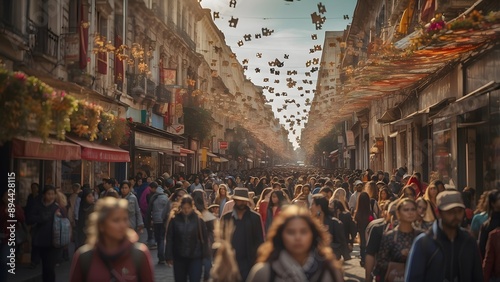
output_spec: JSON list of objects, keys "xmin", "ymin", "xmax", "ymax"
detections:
[{"xmin": 79, "ymin": 242, "xmax": 144, "ymax": 282}]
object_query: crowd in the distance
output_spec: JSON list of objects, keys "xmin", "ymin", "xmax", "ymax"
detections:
[{"xmin": 2, "ymin": 166, "xmax": 499, "ymax": 282}]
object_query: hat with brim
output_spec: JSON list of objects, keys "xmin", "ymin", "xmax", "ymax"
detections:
[
  {"xmin": 354, "ymin": 180, "xmax": 363, "ymax": 186},
  {"xmin": 437, "ymin": 191, "xmax": 465, "ymax": 211},
  {"xmin": 208, "ymin": 204, "xmax": 219, "ymax": 210},
  {"xmin": 232, "ymin": 188, "xmax": 251, "ymax": 202}
]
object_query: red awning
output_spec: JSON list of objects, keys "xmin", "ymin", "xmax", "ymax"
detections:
[
  {"xmin": 12, "ymin": 136, "xmax": 81, "ymax": 160},
  {"xmin": 180, "ymin": 148, "xmax": 195, "ymax": 155},
  {"xmin": 66, "ymin": 137, "xmax": 130, "ymax": 162}
]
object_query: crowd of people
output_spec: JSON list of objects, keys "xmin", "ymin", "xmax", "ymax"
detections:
[{"xmin": 1, "ymin": 166, "xmax": 499, "ymax": 282}]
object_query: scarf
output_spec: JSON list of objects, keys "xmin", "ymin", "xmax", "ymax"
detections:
[{"xmin": 272, "ymin": 250, "xmax": 323, "ymax": 282}]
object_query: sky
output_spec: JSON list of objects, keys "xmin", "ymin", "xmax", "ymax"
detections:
[{"xmin": 199, "ymin": 0, "xmax": 356, "ymax": 149}]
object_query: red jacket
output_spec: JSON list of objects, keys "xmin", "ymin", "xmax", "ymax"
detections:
[
  {"xmin": 70, "ymin": 237, "xmax": 154, "ymax": 282},
  {"xmin": 483, "ymin": 228, "xmax": 500, "ymax": 282}
]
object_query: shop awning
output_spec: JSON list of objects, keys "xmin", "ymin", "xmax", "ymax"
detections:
[
  {"xmin": 390, "ymin": 97, "xmax": 455, "ymax": 126},
  {"xmin": 433, "ymin": 81, "xmax": 500, "ymax": 119},
  {"xmin": 212, "ymin": 157, "xmax": 229, "ymax": 163},
  {"xmin": 12, "ymin": 136, "xmax": 81, "ymax": 160},
  {"xmin": 174, "ymin": 161, "xmax": 185, "ymax": 167},
  {"xmin": 246, "ymin": 158, "xmax": 253, "ymax": 163},
  {"xmin": 207, "ymin": 152, "xmax": 217, "ymax": 158},
  {"xmin": 66, "ymin": 137, "xmax": 130, "ymax": 162},
  {"xmin": 180, "ymin": 148, "xmax": 195, "ymax": 155},
  {"xmin": 329, "ymin": 149, "xmax": 339, "ymax": 158},
  {"xmin": 377, "ymin": 106, "xmax": 402, "ymax": 124}
]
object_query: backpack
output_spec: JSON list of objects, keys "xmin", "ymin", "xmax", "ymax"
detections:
[
  {"xmin": 53, "ymin": 207, "xmax": 71, "ymax": 248},
  {"xmin": 79, "ymin": 242, "xmax": 144, "ymax": 282}
]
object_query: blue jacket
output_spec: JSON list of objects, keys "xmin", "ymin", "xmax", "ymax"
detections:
[{"xmin": 405, "ymin": 221, "xmax": 483, "ymax": 282}]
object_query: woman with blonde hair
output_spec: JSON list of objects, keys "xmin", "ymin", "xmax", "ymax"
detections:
[
  {"xmin": 422, "ymin": 181, "xmax": 439, "ymax": 222},
  {"xmin": 293, "ymin": 184, "xmax": 303, "ymax": 199},
  {"xmin": 247, "ymin": 205, "xmax": 343, "ymax": 282},
  {"xmin": 214, "ymin": 184, "xmax": 230, "ymax": 218},
  {"xmin": 69, "ymin": 197, "xmax": 154, "ymax": 282},
  {"xmin": 330, "ymin": 187, "xmax": 348, "ymax": 211}
]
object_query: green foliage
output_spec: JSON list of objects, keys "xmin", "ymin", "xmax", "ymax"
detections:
[
  {"xmin": 183, "ymin": 106, "xmax": 214, "ymax": 141},
  {"xmin": 313, "ymin": 125, "xmax": 342, "ymax": 155}
]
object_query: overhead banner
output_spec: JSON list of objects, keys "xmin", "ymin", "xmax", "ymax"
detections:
[{"xmin": 346, "ymin": 130, "xmax": 355, "ymax": 147}]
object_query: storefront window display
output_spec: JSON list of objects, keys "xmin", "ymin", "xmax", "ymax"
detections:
[
  {"xmin": 433, "ymin": 120, "xmax": 453, "ymax": 186},
  {"xmin": 61, "ymin": 160, "xmax": 82, "ymax": 192},
  {"xmin": 135, "ymin": 151, "xmax": 159, "ymax": 179}
]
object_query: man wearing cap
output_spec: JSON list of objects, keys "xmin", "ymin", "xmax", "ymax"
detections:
[
  {"xmin": 405, "ymin": 191, "xmax": 483, "ymax": 282},
  {"xmin": 348, "ymin": 180, "xmax": 364, "ymax": 213},
  {"xmin": 222, "ymin": 188, "xmax": 264, "ymax": 281}
]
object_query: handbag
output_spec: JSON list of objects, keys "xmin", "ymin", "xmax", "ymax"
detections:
[{"xmin": 385, "ymin": 262, "xmax": 405, "ymax": 282}]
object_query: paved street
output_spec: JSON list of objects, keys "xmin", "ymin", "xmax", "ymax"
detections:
[{"xmin": 9, "ymin": 231, "xmax": 365, "ymax": 282}]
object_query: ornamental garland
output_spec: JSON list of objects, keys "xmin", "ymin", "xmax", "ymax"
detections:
[{"xmin": 0, "ymin": 68, "xmax": 128, "ymax": 146}]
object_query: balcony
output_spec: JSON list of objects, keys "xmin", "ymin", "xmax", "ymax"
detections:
[
  {"xmin": 126, "ymin": 73, "xmax": 146, "ymax": 97},
  {"xmin": 146, "ymin": 78, "xmax": 156, "ymax": 98},
  {"xmin": 179, "ymin": 29, "xmax": 196, "ymax": 50},
  {"xmin": 156, "ymin": 84, "xmax": 172, "ymax": 103},
  {"xmin": 29, "ymin": 20, "xmax": 59, "ymax": 59}
]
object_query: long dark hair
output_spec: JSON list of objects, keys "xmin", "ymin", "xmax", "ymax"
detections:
[
  {"xmin": 312, "ymin": 194, "xmax": 331, "ymax": 217},
  {"xmin": 192, "ymin": 190, "xmax": 206, "ymax": 212},
  {"xmin": 332, "ymin": 199, "xmax": 347, "ymax": 213},
  {"xmin": 354, "ymin": 192, "xmax": 371, "ymax": 224},
  {"xmin": 268, "ymin": 190, "xmax": 287, "ymax": 209}
]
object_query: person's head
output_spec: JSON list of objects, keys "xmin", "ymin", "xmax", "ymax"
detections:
[
  {"xmin": 396, "ymin": 198, "xmax": 417, "ymax": 224},
  {"xmin": 256, "ymin": 205, "xmax": 337, "ymax": 267},
  {"xmin": 354, "ymin": 180, "xmax": 364, "ymax": 192},
  {"xmin": 86, "ymin": 197, "xmax": 132, "ymax": 246},
  {"xmin": 365, "ymin": 181, "xmax": 378, "ymax": 200},
  {"xmin": 319, "ymin": 187, "xmax": 333, "ymax": 199},
  {"xmin": 487, "ymin": 190, "xmax": 500, "ymax": 214},
  {"xmin": 103, "ymin": 178, "xmax": 114, "ymax": 189},
  {"xmin": 475, "ymin": 190, "xmax": 491, "ymax": 214},
  {"xmin": 425, "ymin": 182, "xmax": 439, "ymax": 200},
  {"xmin": 400, "ymin": 185, "xmax": 416, "ymax": 200},
  {"xmin": 149, "ymin": 181, "xmax": 159, "ymax": 194},
  {"xmin": 120, "ymin": 181, "xmax": 131, "ymax": 197},
  {"xmin": 310, "ymin": 194, "xmax": 330, "ymax": 218},
  {"xmin": 437, "ymin": 190, "xmax": 466, "ymax": 229},
  {"xmin": 218, "ymin": 184, "xmax": 228, "ymax": 197},
  {"xmin": 146, "ymin": 177, "xmax": 153, "ymax": 183},
  {"xmin": 294, "ymin": 185, "xmax": 303, "ymax": 197},
  {"xmin": 72, "ymin": 183, "xmax": 81, "ymax": 193},
  {"xmin": 194, "ymin": 176, "xmax": 200, "ymax": 184},
  {"xmin": 272, "ymin": 182, "xmax": 282, "ymax": 191},
  {"xmin": 434, "ymin": 180, "xmax": 445, "ymax": 193},
  {"xmin": 192, "ymin": 190, "xmax": 206, "ymax": 212},
  {"xmin": 332, "ymin": 199, "xmax": 346, "ymax": 213},
  {"xmin": 379, "ymin": 187, "xmax": 391, "ymax": 201},
  {"xmin": 171, "ymin": 188, "xmax": 187, "ymax": 202},
  {"xmin": 179, "ymin": 195, "xmax": 195, "ymax": 216},
  {"xmin": 332, "ymin": 187, "xmax": 346, "ymax": 202},
  {"xmin": 208, "ymin": 204, "xmax": 219, "ymax": 215},
  {"xmin": 232, "ymin": 188, "xmax": 251, "ymax": 211},
  {"xmin": 43, "ymin": 185, "xmax": 57, "ymax": 203},
  {"xmin": 302, "ymin": 184, "xmax": 311, "ymax": 195},
  {"xmin": 85, "ymin": 190, "xmax": 95, "ymax": 204},
  {"xmin": 461, "ymin": 187, "xmax": 475, "ymax": 209},
  {"xmin": 127, "ymin": 177, "xmax": 136, "ymax": 187},
  {"xmin": 137, "ymin": 178, "xmax": 143, "ymax": 186},
  {"xmin": 269, "ymin": 190, "xmax": 287, "ymax": 207},
  {"xmin": 31, "ymin": 183, "xmax": 40, "ymax": 194},
  {"xmin": 416, "ymin": 197, "xmax": 428, "ymax": 218}
]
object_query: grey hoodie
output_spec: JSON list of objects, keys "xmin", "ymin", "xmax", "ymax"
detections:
[{"xmin": 149, "ymin": 187, "xmax": 170, "ymax": 224}]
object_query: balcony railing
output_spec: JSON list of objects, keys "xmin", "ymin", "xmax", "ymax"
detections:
[
  {"xmin": 146, "ymin": 78, "xmax": 156, "ymax": 97},
  {"xmin": 156, "ymin": 84, "xmax": 172, "ymax": 103},
  {"xmin": 126, "ymin": 73, "xmax": 146, "ymax": 96},
  {"xmin": 29, "ymin": 20, "xmax": 59, "ymax": 59}
]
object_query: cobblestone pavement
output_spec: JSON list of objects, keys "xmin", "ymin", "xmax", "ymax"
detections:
[{"xmin": 10, "ymin": 232, "xmax": 365, "ymax": 282}]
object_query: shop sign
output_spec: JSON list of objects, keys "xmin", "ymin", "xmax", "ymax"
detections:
[
  {"xmin": 346, "ymin": 130, "xmax": 355, "ymax": 148},
  {"xmin": 64, "ymin": 33, "xmax": 79, "ymax": 62},
  {"xmin": 219, "ymin": 141, "xmax": 228, "ymax": 150},
  {"xmin": 167, "ymin": 124, "xmax": 185, "ymax": 135},
  {"xmin": 135, "ymin": 132, "xmax": 172, "ymax": 151}
]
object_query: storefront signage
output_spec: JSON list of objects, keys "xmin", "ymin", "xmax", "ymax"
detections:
[
  {"xmin": 173, "ymin": 144, "xmax": 181, "ymax": 153},
  {"xmin": 64, "ymin": 33, "xmax": 79, "ymax": 62},
  {"xmin": 135, "ymin": 132, "xmax": 172, "ymax": 151},
  {"xmin": 219, "ymin": 141, "xmax": 228, "ymax": 150},
  {"xmin": 167, "ymin": 124, "xmax": 185, "ymax": 135},
  {"xmin": 346, "ymin": 130, "xmax": 355, "ymax": 147}
]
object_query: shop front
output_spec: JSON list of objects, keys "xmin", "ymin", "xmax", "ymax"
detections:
[
  {"xmin": 10, "ymin": 136, "xmax": 81, "ymax": 205},
  {"xmin": 62, "ymin": 136, "xmax": 131, "ymax": 190}
]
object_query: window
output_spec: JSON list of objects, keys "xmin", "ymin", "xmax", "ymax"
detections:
[
  {"xmin": 1, "ymin": 0, "xmax": 23, "ymax": 35},
  {"xmin": 68, "ymin": 0, "xmax": 79, "ymax": 33}
]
